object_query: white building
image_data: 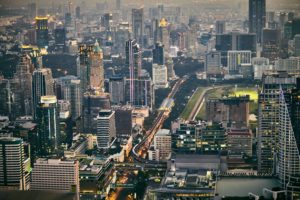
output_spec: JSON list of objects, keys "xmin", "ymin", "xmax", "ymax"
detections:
[
  {"xmin": 96, "ymin": 110, "xmax": 116, "ymax": 149},
  {"xmin": 31, "ymin": 158, "xmax": 80, "ymax": 193},
  {"xmin": 252, "ymin": 57, "xmax": 272, "ymax": 80},
  {"xmin": 152, "ymin": 63, "xmax": 168, "ymax": 89},
  {"xmin": 205, "ymin": 50, "xmax": 222, "ymax": 77},
  {"xmin": 153, "ymin": 129, "xmax": 171, "ymax": 161},
  {"xmin": 227, "ymin": 51, "xmax": 252, "ymax": 75},
  {"xmin": 275, "ymin": 57, "xmax": 300, "ymax": 73}
]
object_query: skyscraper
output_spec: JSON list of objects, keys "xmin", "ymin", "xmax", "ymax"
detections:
[
  {"xmin": 35, "ymin": 16, "xmax": 49, "ymax": 48},
  {"xmin": 278, "ymin": 81, "xmax": 300, "ymax": 197},
  {"xmin": 109, "ymin": 76, "xmax": 126, "ymax": 104},
  {"xmin": 295, "ymin": 34, "xmax": 300, "ymax": 57},
  {"xmin": 96, "ymin": 110, "xmax": 116, "ymax": 149},
  {"xmin": 36, "ymin": 96, "xmax": 60, "ymax": 157},
  {"xmin": 261, "ymin": 28, "xmax": 281, "ymax": 62},
  {"xmin": 249, "ymin": 0, "xmax": 266, "ymax": 43},
  {"xmin": 152, "ymin": 63, "xmax": 168, "ymax": 89},
  {"xmin": 158, "ymin": 18, "xmax": 170, "ymax": 52},
  {"xmin": 216, "ymin": 20, "xmax": 226, "ymax": 34},
  {"xmin": 132, "ymin": 8, "xmax": 144, "ymax": 46},
  {"xmin": 126, "ymin": 39, "xmax": 142, "ymax": 105},
  {"xmin": 32, "ymin": 68, "xmax": 54, "ymax": 117},
  {"xmin": 258, "ymin": 72, "xmax": 296, "ymax": 174},
  {"xmin": 0, "ymin": 137, "xmax": 31, "ymax": 190}
]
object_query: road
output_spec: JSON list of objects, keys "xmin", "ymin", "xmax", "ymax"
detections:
[{"xmin": 133, "ymin": 77, "xmax": 187, "ymax": 160}]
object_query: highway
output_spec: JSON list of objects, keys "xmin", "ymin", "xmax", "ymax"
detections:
[{"xmin": 133, "ymin": 77, "xmax": 187, "ymax": 161}]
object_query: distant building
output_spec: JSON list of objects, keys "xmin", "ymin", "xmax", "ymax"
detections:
[
  {"xmin": 216, "ymin": 32, "xmax": 256, "ymax": 66},
  {"xmin": 0, "ymin": 137, "xmax": 31, "ymax": 191},
  {"xmin": 261, "ymin": 28, "xmax": 281, "ymax": 62},
  {"xmin": 165, "ymin": 56, "xmax": 176, "ymax": 80},
  {"xmin": 252, "ymin": 57, "xmax": 271, "ymax": 80},
  {"xmin": 132, "ymin": 8, "xmax": 144, "ymax": 46},
  {"xmin": 249, "ymin": 0, "xmax": 266, "ymax": 43},
  {"xmin": 227, "ymin": 51, "xmax": 252, "ymax": 75},
  {"xmin": 35, "ymin": 17, "xmax": 49, "ymax": 48},
  {"xmin": 31, "ymin": 158, "xmax": 79, "ymax": 193},
  {"xmin": 154, "ymin": 129, "xmax": 171, "ymax": 161},
  {"xmin": 152, "ymin": 63, "xmax": 168, "ymax": 89},
  {"xmin": 32, "ymin": 68, "xmax": 54, "ymax": 118},
  {"xmin": 205, "ymin": 50, "xmax": 222, "ymax": 77},
  {"xmin": 96, "ymin": 110, "xmax": 116, "ymax": 149},
  {"xmin": 227, "ymin": 128, "xmax": 252, "ymax": 158},
  {"xmin": 82, "ymin": 91, "xmax": 111, "ymax": 133},
  {"xmin": 158, "ymin": 18, "xmax": 170, "ymax": 51},
  {"xmin": 215, "ymin": 20, "xmax": 226, "ymax": 34},
  {"xmin": 109, "ymin": 76, "xmax": 125, "ymax": 104},
  {"xmin": 36, "ymin": 96, "xmax": 60, "ymax": 156},
  {"xmin": 295, "ymin": 34, "xmax": 300, "ymax": 57},
  {"xmin": 206, "ymin": 95, "xmax": 250, "ymax": 128},
  {"xmin": 153, "ymin": 42, "xmax": 164, "ymax": 65}
]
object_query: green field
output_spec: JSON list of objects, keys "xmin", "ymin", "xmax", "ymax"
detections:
[
  {"xmin": 196, "ymin": 86, "xmax": 259, "ymax": 120},
  {"xmin": 180, "ymin": 87, "xmax": 205, "ymax": 120}
]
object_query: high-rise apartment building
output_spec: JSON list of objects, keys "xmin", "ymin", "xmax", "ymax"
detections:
[
  {"xmin": 154, "ymin": 129, "xmax": 171, "ymax": 161},
  {"xmin": 96, "ymin": 110, "xmax": 116, "ymax": 149},
  {"xmin": 249, "ymin": 0, "xmax": 266, "ymax": 43},
  {"xmin": 36, "ymin": 96, "xmax": 60, "ymax": 156},
  {"xmin": 35, "ymin": 16, "xmax": 49, "ymax": 48},
  {"xmin": 0, "ymin": 137, "xmax": 31, "ymax": 191},
  {"xmin": 258, "ymin": 72, "xmax": 296, "ymax": 174},
  {"xmin": 132, "ymin": 8, "xmax": 144, "ymax": 46},
  {"xmin": 31, "ymin": 158, "xmax": 79, "ymax": 193},
  {"xmin": 32, "ymin": 68, "xmax": 54, "ymax": 118}
]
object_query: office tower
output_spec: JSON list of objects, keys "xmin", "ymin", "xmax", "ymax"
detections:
[
  {"xmin": 274, "ymin": 57, "xmax": 300, "ymax": 73},
  {"xmin": 31, "ymin": 158, "xmax": 79, "ymax": 193},
  {"xmin": 132, "ymin": 8, "xmax": 144, "ymax": 46},
  {"xmin": 258, "ymin": 72, "xmax": 296, "ymax": 174},
  {"xmin": 153, "ymin": 42, "xmax": 164, "ymax": 65},
  {"xmin": 215, "ymin": 32, "xmax": 256, "ymax": 66},
  {"xmin": 152, "ymin": 63, "xmax": 168, "ymax": 89},
  {"xmin": 154, "ymin": 129, "xmax": 171, "ymax": 161},
  {"xmin": 109, "ymin": 76, "xmax": 125, "ymax": 104},
  {"xmin": 0, "ymin": 137, "xmax": 30, "ymax": 191},
  {"xmin": 165, "ymin": 56, "xmax": 175, "ymax": 80},
  {"xmin": 227, "ymin": 128, "xmax": 252, "ymax": 158},
  {"xmin": 55, "ymin": 76, "xmax": 82, "ymax": 120},
  {"xmin": 295, "ymin": 34, "xmax": 300, "ymax": 57},
  {"xmin": 27, "ymin": 3, "xmax": 36, "ymax": 18},
  {"xmin": 278, "ymin": 82, "xmax": 300, "ymax": 196},
  {"xmin": 113, "ymin": 106, "xmax": 133, "ymax": 137},
  {"xmin": 205, "ymin": 50, "xmax": 222, "ymax": 77},
  {"xmin": 35, "ymin": 17, "xmax": 49, "ymax": 48},
  {"xmin": 249, "ymin": 0, "xmax": 266, "ymax": 43},
  {"xmin": 126, "ymin": 39, "xmax": 142, "ymax": 105},
  {"xmin": 0, "ymin": 79, "xmax": 21, "ymax": 119},
  {"xmin": 79, "ymin": 41, "xmax": 104, "ymax": 93},
  {"xmin": 82, "ymin": 91, "xmax": 111, "ymax": 133},
  {"xmin": 32, "ymin": 68, "xmax": 54, "ymax": 117},
  {"xmin": 206, "ymin": 96, "xmax": 250, "ymax": 128},
  {"xmin": 158, "ymin": 18, "xmax": 170, "ymax": 51},
  {"xmin": 227, "ymin": 51, "xmax": 252, "ymax": 75},
  {"xmin": 216, "ymin": 20, "xmax": 226, "ymax": 34},
  {"xmin": 14, "ymin": 54, "xmax": 34, "ymax": 116},
  {"xmin": 36, "ymin": 96, "xmax": 60, "ymax": 157},
  {"xmin": 75, "ymin": 6, "xmax": 80, "ymax": 19},
  {"xmin": 65, "ymin": 13, "xmax": 72, "ymax": 27},
  {"xmin": 292, "ymin": 18, "xmax": 300, "ymax": 39},
  {"xmin": 96, "ymin": 110, "xmax": 116, "ymax": 149},
  {"xmin": 261, "ymin": 28, "xmax": 281, "ymax": 62}
]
